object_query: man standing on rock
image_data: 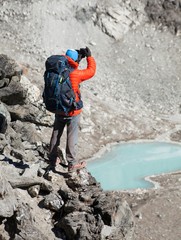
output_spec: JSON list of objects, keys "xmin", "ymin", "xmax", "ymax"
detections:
[{"xmin": 48, "ymin": 47, "xmax": 96, "ymax": 172}]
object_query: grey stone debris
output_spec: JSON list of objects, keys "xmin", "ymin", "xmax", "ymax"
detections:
[
  {"xmin": 14, "ymin": 202, "xmax": 49, "ymax": 240},
  {"xmin": 0, "ymin": 54, "xmax": 22, "ymax": 89},
  {"xmin": 28, "ymin": 184, "xmax": 40, "ymax": 197},
  {"xmin": 0, "ymin": 102, "xmax": 11, "ymax": 134},
  {"xmin": 0, "ymin": 64, "xmax": 135, "ymax": 238},
  {"xmin": 93, "ymin": 192, "xmax": 135, "ymax": 239},
  {"xmin": 43, "ymin": 192, "xmax": 64, "ymax": 211},
  {"xmin": 0, "ymin": 169, "xmax": 17, "ymax": 218},
  {"xmin": 145, "ymin": 0, "xmax": 181, "ymax": 35}
]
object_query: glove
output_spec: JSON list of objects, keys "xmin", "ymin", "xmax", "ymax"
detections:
[
  {"xmin": 79, "ymin": 48, "xmax": 87, "ymax": 58},
  {"xmin": 76, "ymin": 48, "xmax": 86, "ymax": 63},
  {"xmin": 84, "ymin": 47, "xmax": 91, "ymax": 57}
]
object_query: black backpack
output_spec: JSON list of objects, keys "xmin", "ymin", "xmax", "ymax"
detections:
[{"xmin": 43, "ymin": 55, "xmax": 77, "ymax": 115}]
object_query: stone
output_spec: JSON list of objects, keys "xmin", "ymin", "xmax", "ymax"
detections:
[
  {"xmin": 91, "ymin": 0, "xmax": 147, "ymax": 40},
  {"xmin": 0, "ymin": 169, "xmax": 17, "ymax": 218},
  {"xmin": 10, "ymin": 149, "xmax": 24, "ymax": 161},
  {"xmin": 0, "ymin": 76, "xmax": 26, "ymax": 105},
  {"xmin": 101, "ymin": 225, "xmax": 117, "ymax": 239},
  {"xmin": 20, "ymin": 75, "xmax": 40, "ymax": 104},
  {"xmin": 14, "ymin": 202, "xmax": 49, "ymax": 240},
  {"xmin": 22, "ymin": 163, "xmax": 40, "ymax": 178},
  {"xmin": 28, "ymin": 185, "xmax": 40, "ymax": 197},
  {"xmin": 58, "ymin": 211, "xmax": 104, "ymax": 240},
  {"xmin": 66, "ymin": 168, "xmax": 98, "ymax": 191},
  {"xmin": 40, "ymin": 181, "xmax": 53, "ymax": 193},
  {"xmin": 0, "ymin": 113, "xmax": 7, "ymax": 134},
  {"xmin": 43, "ymin": 193, "xmax": 64, "ymax": 211},
  {"xmin": 0, "ymin": 220, "xmax": 10, "ymax": 240},
  {"xmin": 0, "ymin": 54, "xmax": 22, "ymax": 80},
  {"xmin": 0, "ymin": 102, "xmax": 11, "ymax": 134},
  {"xmin": 145, "ymin": 0, "xmax": 181, "ymax": 35},
  {"xmin": 0, "ymin": 134, "xmax": 8, "ymax": 153},
  {"xmin": 93, "ymin": 192, "xmax": 135, "ymax": 239},
  {"xmin": 8, "ymin": 103, "xmax": 54, "ymax": 127},
  {"xmin": 63, "ymin": 196, "xmax": 85, "ymax": 214},
  {"xmin": 8, "ymin": 175, "xmax": 53, "ymax": 193}
]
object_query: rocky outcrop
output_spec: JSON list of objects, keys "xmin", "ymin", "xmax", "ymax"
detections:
[
  {"xmin": 0, "ymin": 54, "xmax": 23, "ymax": 104},
  {"xmin": 0, "ymin": 168, "xmax": 17, "ymax": 218},
  {"xmin": 145, "ymin": 0, "xmax": 181, "ymax": 35},
  {"xmin": 0, "ymin": 157, "xmax": 135, "ymax": 240},
  {"xmin": 93, "ymin": 192, "xmax": 134, "ymax": 239},
  {"xmin": 76, "ymin": 0, "xmax": 147, "ymax": 40},
  {"xmin": 0, "ymin": 54, "xmax": 135, "ymax": 240},
  {"xmin": 0, "ymin": 102, "xmax": 10, "ymax": 134}
]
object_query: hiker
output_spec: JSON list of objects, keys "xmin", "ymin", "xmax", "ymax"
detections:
[{"xmin": 48, "ymin": 47, "xmax": 96, "ymax": 172}]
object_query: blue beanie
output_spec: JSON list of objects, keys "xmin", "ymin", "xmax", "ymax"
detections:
[{"xmin": 66, "ymin": 49, "xmax": 78, "ymax": 61}]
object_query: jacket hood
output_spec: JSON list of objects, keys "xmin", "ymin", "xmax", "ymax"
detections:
[{"xmin": 66, "ymin": 56, "xmax": 79, "ymax": 69}]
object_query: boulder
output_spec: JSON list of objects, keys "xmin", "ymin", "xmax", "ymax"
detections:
[
  {"xmin": 7, "ymin": 104, "xmax": 54, "ymax": 126},
  {"xmin": 90, "ymin": 0, "xmax": 147, "ymax": 40},
  {"xmin": 0, "ymin": 76, "xmax": 26, "ymax": 105},
  {"xmin": 93, "ymin": 192, "xmax": 135, "ymax": 239},
  {"xmin": 58, "ymin": 169, "xmax": 135, "ymax": 240},
  {"xmin": 0, "ymin": 102, "xmax": 11, "ymax": 134},
  {"xmin": 0, "ymin": 54, "xmax": 22, "ymax": 89},
  {"xmin": 58, "ymin": 211, "xmax": 103, "ymax": 240},
  {"xmin": 0, "ymin": 133, "xmax": 8, "ymax": 153},
  {"xmin": 28, "ymin": 185, "xmax": 40, "ymax": 197},
  {"xmin": 0, "ymin": 169, "xmax": 17, "ymax": 218},
  {"xmin": 14, "ymin": 202, "xmax": 49, "ymax": 240},
  {"xmin": 20, "ymin": 75, "xmax": 41, "ymax": 103},
  {"xmin": 145, "ymin": 0, "xmax": 181, "ymax": 35},
  {"xmin": 43, "ymin": 192, "xmax": 64, "ymax": 211}
]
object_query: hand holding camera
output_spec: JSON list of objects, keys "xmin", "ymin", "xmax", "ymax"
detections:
[{"xmin": 76, "ymin": 47, "xmax": 91, "ymax": 63}]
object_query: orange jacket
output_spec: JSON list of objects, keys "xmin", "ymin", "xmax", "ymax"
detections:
[{"xmin": 65, "ymin": 56, "xmax": 96, "ymax": 116}]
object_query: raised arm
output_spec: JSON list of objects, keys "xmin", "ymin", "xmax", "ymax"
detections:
[{"xmin": 77, "ymin": 56, "xmax": 96, "ymax": 82}]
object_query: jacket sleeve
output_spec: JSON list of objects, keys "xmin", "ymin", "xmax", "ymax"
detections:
[{"xmin": 76, "ymin": 56, "xmax": 96, "ymax": 82}]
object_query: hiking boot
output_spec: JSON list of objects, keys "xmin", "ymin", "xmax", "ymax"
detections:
[{"xmin": 68, "ymin": 161, "xmax": 86, "ymax": 173}]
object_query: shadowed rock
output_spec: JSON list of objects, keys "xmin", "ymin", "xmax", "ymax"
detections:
[
  {"xmin": 43, "ymin": 192, "xmax": 64, "ymax": 211},
  {"xmin": 0, "ymin": 171, "xmax": 17, "ymax": 218},
  {"xmin": 145, "ymin": 0, "xmax": 181, "ymax": 35},
  {"xmin": 0, "ymin": 102, "xmax": 11, "ymax": 134}
]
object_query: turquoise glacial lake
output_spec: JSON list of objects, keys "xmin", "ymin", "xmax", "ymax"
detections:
[{"xmin": 87, "ymin": 142, "xmax": 181, "ymax": 190}]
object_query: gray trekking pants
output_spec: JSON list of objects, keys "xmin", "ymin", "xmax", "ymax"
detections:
[{"xmin": 49, "ymin": 114, "xmax": 80, "ymax": 166}]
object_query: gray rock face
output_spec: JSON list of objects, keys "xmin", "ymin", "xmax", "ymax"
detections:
[
  {"xmin": 0, "ymin": 54, "xmax": 24, "ymax": 105},
  {"xmin": 93, "ymin": 192, "xmax": 134, "ymax": 239},
  {"xmin": 0, "ymin": 54, "xmax": 22, "ymax": 88},
  {"xmin": 43, "ymin": 192, "xmax": 64, "ymax": 211},
  {"xmin": 0, "ymin": 156, "xmax": 135, "ymax": 240},
  {"xmin": 0, "ymin": 54, "xmax": 135, "ymax": 239},
  {"xmin": 92, "ymin": 0, "xmax": 147, "ymax": 40},
  {"xmin": 0, "ymin": 76, "xmax": 26, "ymax": 105},
  {"xmin": 145, "ymin": 0, "xmax": 181, "ymax": 35},
  {"xmin": 0, "ymin": 170, "xmax": 17, "ymax": 218},
  {"xmin": 53, "ymin": 169, "xmax": 134, "ymax": 240},
  {"xmin": 75, "ymin": 0, "xmax": 147, "ymax": 40},
  {"xmin": 0, "ymin": 102, "xmax": 11, "ymax": 134},
  {"xmin": 0, "ymin": 113, "xmax": 7, "ymax": 134},
  {"xmin": 14, "ymin": 202, "xmax": 49, "ymax": 240},
  {"xmin": 59, "ymin": 211, "xmax": 103, "ymax": 240}
]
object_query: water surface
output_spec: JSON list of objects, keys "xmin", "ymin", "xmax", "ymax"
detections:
[{"xmin": 87, "ymin": 142, "xmax": 181, "ymax": 190}]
